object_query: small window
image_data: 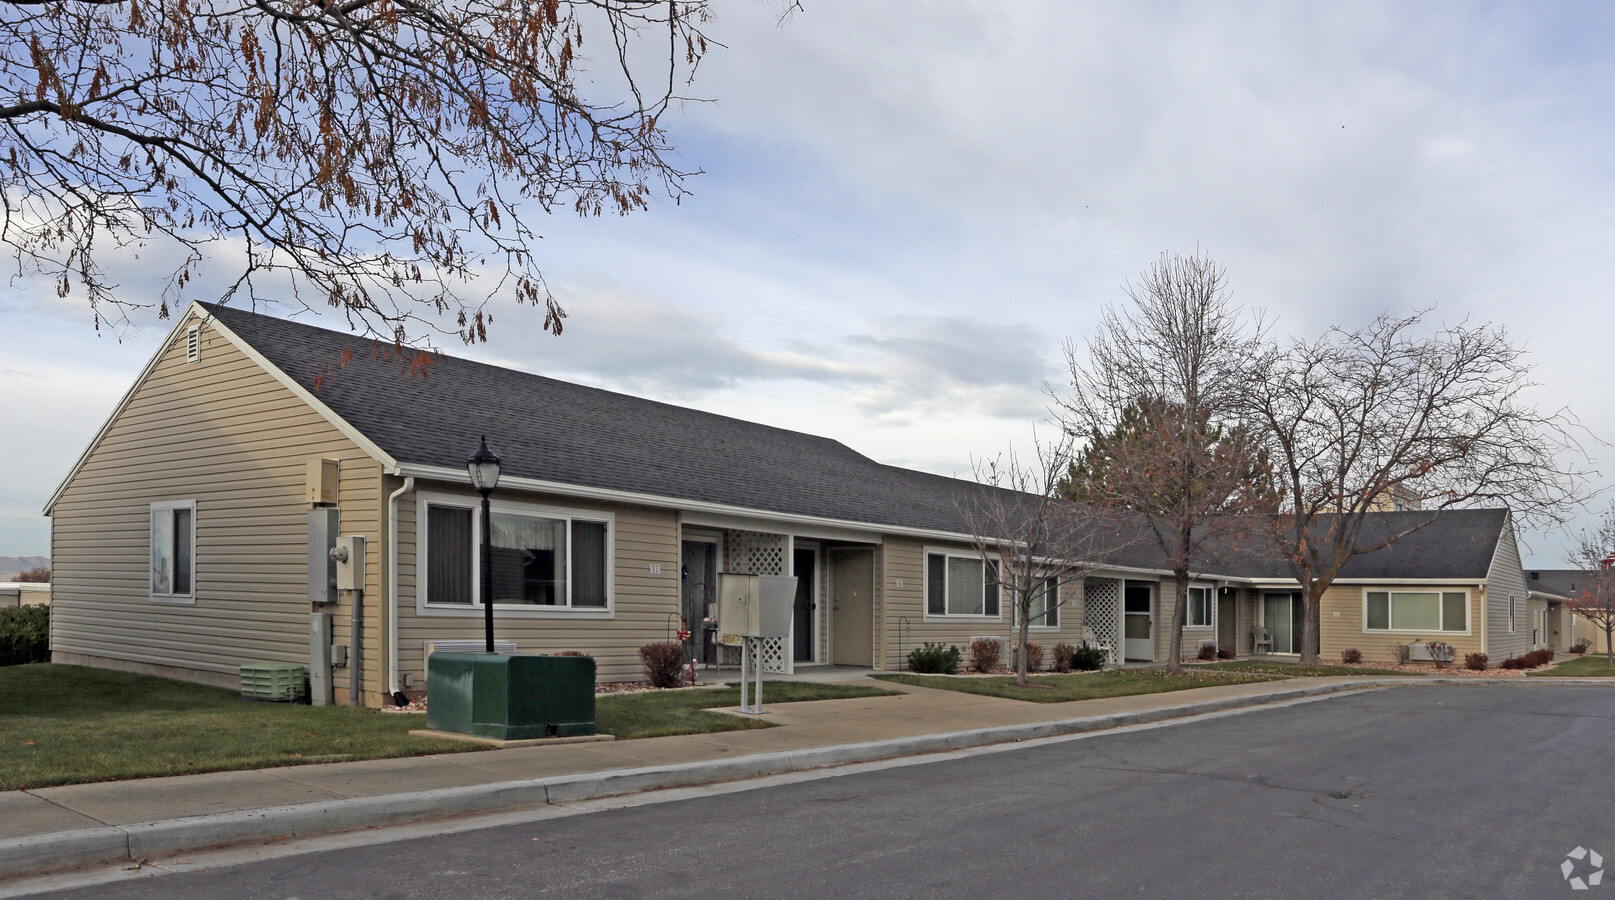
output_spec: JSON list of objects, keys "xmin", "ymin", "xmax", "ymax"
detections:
[
  {"xmin": 1364, "ymin": 589, "xmax": 1467, "ymax": 633},
  {"xmin": 186, "ymin": 324, "xmax": 201, "ymax": 363},
  {"xmin": 1509, "ymin": 594, "xmax": 1517, "ymax": 632},
  {"xmin": 924, "ymin": 551, "xmax": 1000, "ymax": 618},
  {"xmin": 150, "ymin": 500, "xmax": 196, "ymax": 602},
  {"xmin": 1187, "ymin": 586, "xmax": 1213, "ymax": 627},
  {"xmin": 1019, "ymin": 576, "xmax": 1060, "ymax": 628}
]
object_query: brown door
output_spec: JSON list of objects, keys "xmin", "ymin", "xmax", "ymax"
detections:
[{"xmin": 831, "ymin": 550, "xmax": 875, "ymax": 666}]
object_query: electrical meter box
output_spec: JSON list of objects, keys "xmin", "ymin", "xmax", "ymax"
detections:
[{"xmin": 717, "ymin": 573, "xmax": 796, "ymax": 639}]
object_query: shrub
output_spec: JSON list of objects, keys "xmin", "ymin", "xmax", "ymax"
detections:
[
  {"xmin": 1499, "ymin": 654, "xmax": 1526, "ymax": 670},
  {"xmin": 1217, "ymin": 647, "xmax": 1235, "ymax": 660},
  {"xmin": 638, "ymin": 641, "xmax": 686, "ymax": 688},
  {"xmin": 1501, "ymin": 649, "xmax": 1554, "ymax": 670},
  {"xmin": 1340, "ymin": 648, "xmax": 1363, "ymax": 665},
  {"xmin": 969, "ymin": 637, "xmax": 1002, "ymax": 673},
  {"xmin": 1393, "ymin": 643, "xmax": 1411, "ymax": 665},
  {"xmin": 1571, "ymin": 638, "xmax": 1592, "ymax": 655},
  {"xmin": 1050, "ymin": 642, "xmax": 1076, "ymax": 673},
  {"xmin": 1070, "ymin": 642, "xmax": 1106, "ymax": 671},
  {"xmin": 1019, "ymin": 642, "xmax": 1044, "ymax": 673},
  {"xmin": 1197, "ymin": 643, "xmax": 1217, "ymax": 661},
  {"xmin": 1464, "ymin": 652, "xmax": 1488, "ymax": 671},
  {"xmin": 557, "ymin": 650, "xmax": 592, "ymax": 657},
  {"xmin": 0, "ymin": 605, "xmax": 49, "ymax": 667},
  {"xmin": 1426, "ymin": 641, "xmax": 1455, "ymax": 668},
  {"xmin": 907, "ymin": 642, "xmax": 961, "ymax": 675}
]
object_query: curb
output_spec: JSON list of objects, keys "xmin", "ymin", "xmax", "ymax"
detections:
[{"xmin": 0, "ymin": 678, "xmax": 1447, "ymax": 881}]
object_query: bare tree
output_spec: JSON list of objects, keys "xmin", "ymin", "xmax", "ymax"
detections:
[
  {"xmin": 13, "ymin": 566, "xmax": 49, "ymax": 583},
  {"xmin": 1054, "ymin": 251, "xmax": 1268, "ymax": 673},
  {"xmin": 958, "ymin": 436, "xmax": 1126, "ymax": 686},
  {"xmin": 1566, "ymin": 502, "xmax": 1615, "ymax": 667},
  {"xmin": 1244, "ymin": 310, "xmax": 1588, "ymax": 666},
  {"xmin": 0, "ymin": 1, "xmax": 716, "ymax": 344}
]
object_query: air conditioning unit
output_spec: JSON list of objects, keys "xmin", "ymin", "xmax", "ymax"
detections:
[{"xmin": 423, "ymin": 639, "xmax": 518, "ymax": 682}]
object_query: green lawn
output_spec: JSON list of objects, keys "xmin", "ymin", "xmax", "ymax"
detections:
[
  {"xmin": 0, "ymin": 664, "xmax": 474, "ymax": 791},
  {"xmin": 595, "ymin": 682, "xmax": 899, "ymax": 740},
  {"xmin": 1529, "ymin": 655, "xmax": 1615, "ymax": 677},
  {"xmin": 871, "ymin": 669, "xmax": 1279, "ymax": 703},
  {"xmin": 0, "ymin": 664, "xmax": 900, "ymax": 791},
  {"xmin": 1188, "ymin": 660, "xmax": 1426, "ymax": 677}
]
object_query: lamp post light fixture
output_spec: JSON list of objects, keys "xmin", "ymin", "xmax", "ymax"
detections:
[{"xmin": 467, "ymin": 435, "xmax": 502, "ymax": 653}]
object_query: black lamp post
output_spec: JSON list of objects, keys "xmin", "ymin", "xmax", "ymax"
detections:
[{"xmin": 467, "ymin": 435, "xmax": 502, "ymax": 653}]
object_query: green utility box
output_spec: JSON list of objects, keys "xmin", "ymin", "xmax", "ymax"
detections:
[
  {"xmin": 240, "ymin": 662, "xmax": 307, "ymax": 702},
  {"xmin": 425, "ymin": 652, "xmax": 597, "ymax": 740}
]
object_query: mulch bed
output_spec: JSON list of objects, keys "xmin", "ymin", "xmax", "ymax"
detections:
[{"xmin": 379, "ymin": 679, "xmax": 723, "ymax": 712}]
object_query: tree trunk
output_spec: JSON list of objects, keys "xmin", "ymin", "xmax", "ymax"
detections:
[
  {"xmin": 1299, "ymin": 587, "xmax": 1321, "ymax": 667},
  {"xmin": 1166, "ymin": 571, "xmax": 1189, "ymax": 674},
  {"xmin": 1605, "ymin": 624, "xmax": 1613, "ymax": 669},
  {"xmin": 1016, "ymin": 596, "xmax": 1032, "ymax": 687}
]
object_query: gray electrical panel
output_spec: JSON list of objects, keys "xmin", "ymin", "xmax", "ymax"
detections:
[
  {"xmin": 309, "ymin": 612, "xmax": 334, "ymax": 706},
  {"xmin": 307, "ymin": 508, "xmax": 339, "ymax": 606}
]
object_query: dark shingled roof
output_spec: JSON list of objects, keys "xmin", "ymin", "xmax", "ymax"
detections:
[
  {"xmin": 1197, "ymin": 509, "xmax": 1510, "ymax": 581},
  {"xmin": 202, "ymin": 304, "xmax": 1510, "ymax": 580},
  {"xmin": 1527, "ymin": 569, "xmax": 1591, "ymax": 599},
  {"xmin": 204, "ymin": 303, "xmax": 1018, "ymax": 538}
]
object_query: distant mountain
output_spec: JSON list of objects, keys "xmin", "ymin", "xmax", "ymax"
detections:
[{"xmin": 0, "ymin": 557, "xmax": 49, "ymax": 581}]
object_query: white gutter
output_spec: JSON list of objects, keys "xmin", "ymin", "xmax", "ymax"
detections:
[{"xmin": 387, "ymin": 476, "xmax": 414, "ymax": 696}]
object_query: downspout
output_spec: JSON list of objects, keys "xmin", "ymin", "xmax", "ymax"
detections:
[{"xmin": 387, "ymin": 476, "xmax": 415, "ymax": 698}]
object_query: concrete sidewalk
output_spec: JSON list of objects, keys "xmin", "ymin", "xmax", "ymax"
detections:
[{"xmin": 0, "ymin": 674, "xmax": 1604, "ymax": 882}]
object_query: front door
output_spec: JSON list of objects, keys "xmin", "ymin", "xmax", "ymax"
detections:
[
  {"xmin": 681, "ymin": 540, "xmax": 717, "ymax": 664},
  {"xmin": 1263, "ymin": 591, "xmax": 1305, "ymax": 654},
  {"xmin": 1124, "ymin": 582, "xmax": 1153, "ymax": 660},
  {"xmin": 830, "ymin": 549, "xmax": 875, "ymax": 666},
  {"xmin": 793, "ymin": 547, "xmax": 817, "ymax": 663}
]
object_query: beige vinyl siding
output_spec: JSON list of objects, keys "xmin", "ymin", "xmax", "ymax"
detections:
[
  {"xmin": 1316, "ymin": 583, "xmax": 1485, "ymax": 664},
  {"xmin": 875, "ymin": 536, "xmax": 1085, "ymax": 671},
  {"xmin": 1150, "ymin": 579, "xmax": 1223, "ymax": 661},
  {"xmin": 393, "ymin": 479, "xmax": 679, "ymax": 686},
  {"xmin": 49, "ymin": 318, "xmax": 381, "ymax": 700},
  {"xmin": 1485, "ymin": 517, "xmax": 1531, "ymax": 661}
]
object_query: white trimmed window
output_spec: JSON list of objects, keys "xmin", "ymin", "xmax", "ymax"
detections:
[
  {"xmin": 422, "ymin": 496, "xmax": 610, "ymax": 611},
  {"xmin": 1364, "ymin": 590, "xmax": 1468, "ymax": 634},
  {"xmin": 1186, "ymin": 585, "xmax": 1213, "ymax": 628},
  {"xmin": 924, "ymin": 550, "xmax": 1000, "ymax": 619},
  {"xmin": 1016, "ymin": 576, "xmax": 1060, "ymax": 629},
  {"xmin": 150, "ymin": 500, "xmax": 196, "ymax": 603}
]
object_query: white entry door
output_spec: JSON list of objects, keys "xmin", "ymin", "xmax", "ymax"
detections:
[{"xmin": 1124, "ymin": 582, "xmax": 1153, "ymax": 660}]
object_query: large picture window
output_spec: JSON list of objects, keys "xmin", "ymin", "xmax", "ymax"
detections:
[
  {"xmin": 423, "ymin": 498, "xmax": 610, "ymax": 611},
  {"xmin": 1364, "ymin": 590, "xmax": 1467, "ymax": 633},
  {"xmin": 150, "ymin": 500, "xmax": 195, "ymax": 602},
  {"xmin": 1186, "ymin": 585, "xmax": 1213, "ymax": 628},
  {"xmin": 924, "ymin": 551, "xmax": 1000, "ymax": 618}
]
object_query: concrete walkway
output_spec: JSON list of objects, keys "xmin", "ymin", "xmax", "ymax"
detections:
[{"xmin": 0, "ymin": 673, "xmax": 1607, "ymax": 882}]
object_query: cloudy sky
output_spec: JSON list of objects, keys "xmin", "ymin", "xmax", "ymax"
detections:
[{"xmin": 3, "ymin": 1, "xmax": 1612, "ymax": 565}]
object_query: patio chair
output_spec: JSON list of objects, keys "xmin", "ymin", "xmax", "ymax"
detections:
[
  {"xmin": 1252, "ymin": 626, "xmax": 1273, "ymax": 655},
  {"xmin": 1082, "ymin": 627, "xmax": 1116, "ymax": 666}
]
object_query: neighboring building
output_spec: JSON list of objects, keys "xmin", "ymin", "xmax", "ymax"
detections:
[
  {"xmin": 43, "ymin": 303, "xmax": 1554, "ymax": 706},
  {"xmin": 0, "ymin": 583, "xmax": 50, "ymax": 608},
  {"xmin": 1527, "ymin": 569, "xmax": 1611, "ymax": 653}
]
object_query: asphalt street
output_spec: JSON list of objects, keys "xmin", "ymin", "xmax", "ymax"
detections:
[{"xmin": 24, "ymin": 684, "xmax": 1615, "ymax": 898}]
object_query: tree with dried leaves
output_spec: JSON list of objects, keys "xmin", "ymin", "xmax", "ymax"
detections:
[
  {"xmin": 1, "ymin": 0, "xmax": 715, "ymax": 344},
  {"xmin": 1055, "ymin": 251, "xmax": 1268, "ymax": 673},
  {"xmin": 1244, "ymin": 310, "xmax": 1588, "ymax": 666},
  {"xmin": 13, "ymin": 566, "xmax": 49, "ymax": 583},
  {"xmin": 1566, "ymin": 502, "xmax": 1615, "ymax": 668},
  {"xmin": 958, "ymin": 437, "xmax": 1127, "ymax": 686}
]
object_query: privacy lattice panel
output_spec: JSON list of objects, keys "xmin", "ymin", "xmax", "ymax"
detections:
[
  {"xmin": 725, "ymin": 530, "xmax": 790, "ymax": 673},
  {"xmin": 1083, "ymin": 578, "xmax": 1123, "ymax": 666}
]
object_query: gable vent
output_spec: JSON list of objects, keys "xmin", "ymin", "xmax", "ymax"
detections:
[{"xmin": 185, "ymin": 323, "xmax": 201, "ymax": 364}]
